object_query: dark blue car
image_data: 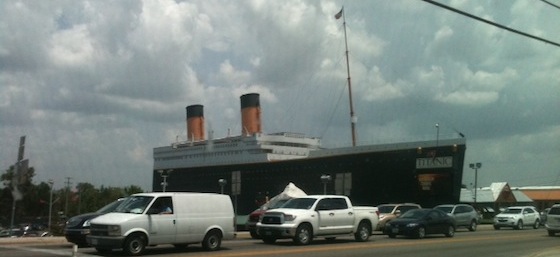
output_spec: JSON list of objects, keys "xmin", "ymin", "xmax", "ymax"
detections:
[
  {"xmin": 64, "ymin": 199, "xmax": 124, "ymax": 246},
  {"xmin": 384, "ymin": 209, "xmax": 456, "ymax": 239}
]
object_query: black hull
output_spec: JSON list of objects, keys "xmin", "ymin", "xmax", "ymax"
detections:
[{"xmin": 152, "ymin": 143, "xmax": 466, "ymax": 215}]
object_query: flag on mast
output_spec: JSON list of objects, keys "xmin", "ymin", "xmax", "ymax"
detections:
[{"xmin": 335, "ymin": 7, "xmax": 343, "ymax": 19}]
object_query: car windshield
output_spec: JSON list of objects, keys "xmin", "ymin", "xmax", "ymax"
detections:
[
  {"xmin": 503, "ymin": 208, "xmax": 522, "ymax": 214},
  {"xmin": 282, "ymin": 198, "xmax": 317, "ymax": 210},
  {"xmin": 434, "ymin": 206, "xmax": 453, "ymax": 213},
  {"xmin": 399, "ymin": 209, "xmax": 429, "ymax": 219},
  {"xmin": 549, "ymin": 208, "xmax": 560, "ymax": 215},
  {"xmin": 268, "ymin": 199, "xmax": 290, "ymax": 209},
  {"xmin": 378, "ymin": 205, "xmax": 396, "ymax": 213},
  {"xmin": 96, "ymin": 198, "xmax": 126, "ymax": 213},
  {"xmin": 114, "ymin": 196, "xmax": 154, "ymax": 214}
]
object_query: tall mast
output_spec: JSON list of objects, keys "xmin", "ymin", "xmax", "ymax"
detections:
[{"xmin": 337, "ymin": 7, "xmax": 357, "ymax": 147}]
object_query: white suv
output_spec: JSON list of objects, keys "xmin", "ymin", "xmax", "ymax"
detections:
[
  {"xmin": 493, "ymin": 206, "xmax": 540, "ymax": 230},
  {"xmin": 545, "ymin": 204, "xmax": 560, "ymax": 236},
  {"xmin": 434, "ymin": 204, "xmax": 480, "ymax": 231}
]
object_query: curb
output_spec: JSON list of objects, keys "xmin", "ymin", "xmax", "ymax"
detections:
[
  {"xmin": 0, "ymin": 236, "xmax": 69, "ymax": 245},
  {"xmin": 0, "ymin": 232, "xmax": 252, "ymax": 246}
]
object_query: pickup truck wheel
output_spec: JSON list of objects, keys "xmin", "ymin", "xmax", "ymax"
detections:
[
  {"xmin": 468, "ymin": 220, "xmax": 477, "ymax": 231},
  {"xmin": 262, "ymin": 236, "xmax": 277, "ymax": 244},
  {"xmin": 354, "ymin": 221, "xmax": 371, "ymax": 242},
  {"xmin": 202, "ymin": 230, "xmax": 222, "ymax": 251},
  {"xmin": 293, "ymin": 224, "xmax": 313, "ymax": 245},
  {"xmin": 123, "ymin": 234, "xmax": 147, "ymax": 256}
]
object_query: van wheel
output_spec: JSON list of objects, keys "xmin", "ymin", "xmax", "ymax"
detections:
[
  {"xmin": 202, "ymin": 230, "xmax": 222, "ymax": 251},
  {"xmin": 468, "ymin": 220, "xmax": 477, "ymax": 231},
  {"xmin": 548, "ymin": 230, "xmax": 556, "ymax": 236},
  {"xmin": 293, "ymin": 224, "xmax": 313, "ymax": 245},
  {"xmin": 354, "ymin": 221, "xmax": 371, "ymax": 242},
  {"xmin": 123, "ymin": 234, "xmax": 147, "ymax": 256}
]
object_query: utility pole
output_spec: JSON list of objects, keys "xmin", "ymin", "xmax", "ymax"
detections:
[
  {"xmin": 10, "ymin": 136, "xmax": 26, "ymax": 236},
  {"xmin": 64, "ymin": 177, "xmax": 72, "ymax": 217},
  {"xmin": 48, "ymin": 179, "xmax": 54, "ymax": 232}
]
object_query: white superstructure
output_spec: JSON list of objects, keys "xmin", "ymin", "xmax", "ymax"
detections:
[{"xmin": 154, "ymin": 132, "xmax": 322, "ymax": 170}]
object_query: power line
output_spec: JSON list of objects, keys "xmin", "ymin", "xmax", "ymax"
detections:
[
  {"xmin": 422, "ymin": 0, "xmax": 560, "ymax": 48},
  {"xmin": 541, "ymin": 0, "xmax": 560, "ymax": 10}
]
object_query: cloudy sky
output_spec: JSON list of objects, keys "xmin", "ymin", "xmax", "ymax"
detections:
[{"xmin": 1, "ymin": 0, "xmax": 559, "ymax": 191}]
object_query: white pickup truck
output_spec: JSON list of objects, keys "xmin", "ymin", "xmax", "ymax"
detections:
[{"xmin": 256, "ymin": 195, "xmax": 379, "ymax": 245}]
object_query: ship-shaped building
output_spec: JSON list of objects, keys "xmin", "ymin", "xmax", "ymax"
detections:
[{"xmin": 153, "ymin": 93, "xmax": 466, "ymax": 214}]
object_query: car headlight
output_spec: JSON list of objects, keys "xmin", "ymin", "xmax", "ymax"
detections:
[
  {"xmin": 107, "ymin": 225, "xmax": 121, "ymax": 236},
  {"xmin": 284, "ymin": 214, "xmax": 297, "ymax": 221},
  {"xmin": 66, "ymin": 217, "xmax": 82, "ymax": 228},
  {"xmin": 83, "ymin": 219, "xmax": 91, "ymax": 227},
  {"xmin": 406, "ymin": 223, "xmax": 419, "ymax": 227}
]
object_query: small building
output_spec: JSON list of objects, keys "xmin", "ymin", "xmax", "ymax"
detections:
[
  {"xmin": 514, "ymin": 186, "xmax": 560, "ymax": 211},
  {"xmin": 460, "ymin": 182, "xmax": 533, "ymax": 218}
]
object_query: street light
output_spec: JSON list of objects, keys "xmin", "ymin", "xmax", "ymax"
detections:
[
  {"xmin": 218, "ymin": 179, "xmax": 227, "ymax": 194},
  {"xmin": 469, "ymin": 162, "xmax": 482, "ymax": 206},
  {"xmin": 158, "ymin": 169, "xmax": 173, "ymax": 192},
  {"xmin": 48, "ymin": 179, "xmax": 54, "ymax": 233},
  {"xmin": 435, "ymin": 123, "xmax": 440, "ymax": 146},
  {"xmin": 320, "ymin": 174, "xmax": 331, "ymax": 195}
]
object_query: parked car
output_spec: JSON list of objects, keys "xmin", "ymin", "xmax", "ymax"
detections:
[
  {"xmin": 545, "ymin": 204, "xmax": 560, "ymax": 236},
  {"xmin": 376, "ymin": 203, "xmax": 421, "ymax": 231},
  {"xmin": 64, "ymin": 198, "xmax": 124, "ymax": 246},
  {"xmin": 384, "ymin": 209, "xmax": 456, "ymax": 239},
  {"xmin": 0, "ymin": 228, "xmax": 24, "ymax": 237},
  {"xmin": 434, "ymin": 204, "xmax": 479, "ymax": 231},
  {"xmin": 540, "ymin": 208, "xmax": 550, "ymax": 225},
  {"xmin": 20, "ymin": 223, "xmax": 51, "ymax": 237},
  {"xmin": 493, "ymin": 206, "xmax": 540, "ymax": 230}
]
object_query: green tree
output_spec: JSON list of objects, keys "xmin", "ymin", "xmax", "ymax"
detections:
[
  {"xmin": 1, "ymin": 164, "xmax": 145, "ymax": 230},
  {"xmin": 124, "ymin": 185, "xmax": 144, "ymax": 196}
]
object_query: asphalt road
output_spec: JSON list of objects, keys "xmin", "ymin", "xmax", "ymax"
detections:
[{"xmin": 2, "ymin": 225, "xmax": 560, "ymax": 257}]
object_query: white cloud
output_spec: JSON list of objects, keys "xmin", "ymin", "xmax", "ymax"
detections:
[{"xmin": 1, "ymin": 0, "xmax": 558, "ymax": 191}]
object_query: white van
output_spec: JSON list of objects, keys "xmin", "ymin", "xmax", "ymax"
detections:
[{"xmin": 86, "ymin": 192, "xmax": 235, "ymax": 256}]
